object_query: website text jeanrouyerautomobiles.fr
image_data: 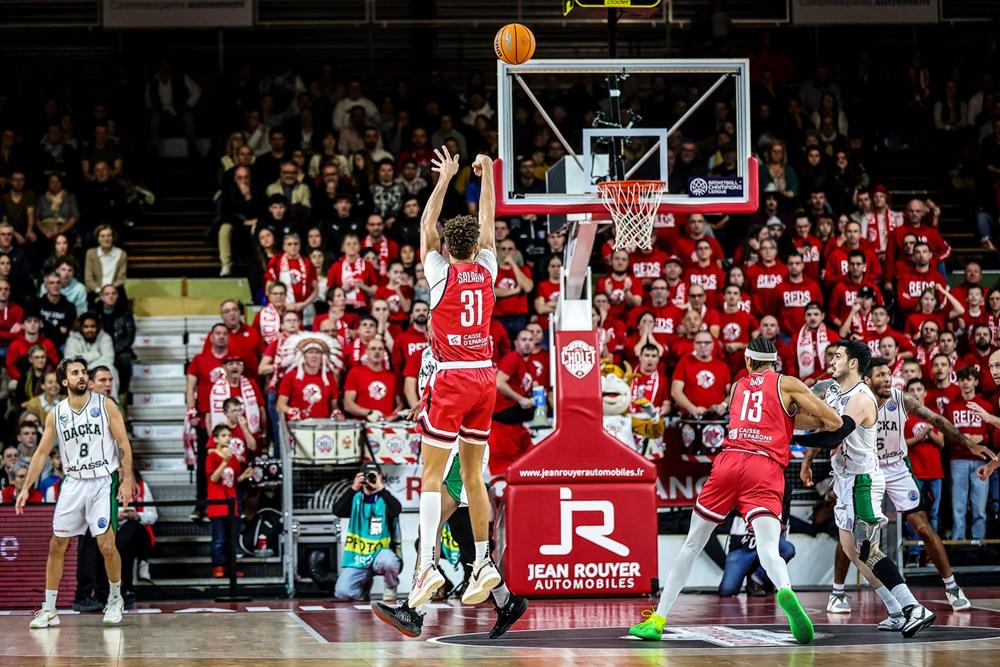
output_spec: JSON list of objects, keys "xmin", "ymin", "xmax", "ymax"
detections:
[{"xmin": 516, "ymin": 467, "xmax": 646, "ymax": 479}]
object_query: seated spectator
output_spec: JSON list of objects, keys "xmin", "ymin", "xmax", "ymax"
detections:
[
  {"xmin": 276, "ymin": 332, "xmax": 341, "ymax": 421},
  {"xmin": 15, "ymin": 345, "xmax": 52, "ymax": 409},
  {"xmin": 343, "ymin": 336, "xmax": 400, "ymax": 420},
  {"xmin": 65, "ymin": 312, "xmax": 118, "ymax": 392},
  {"xmin": 264, "ymin": 233, "xmax": 317, "ymax": 313},
  {"xmin": 38, "ymin": 125, "xmax": 78, "ymax": 182},
  {"xmin": 758, "ymin": 140, "xmax": 798, "ymax": 202},
  {"xmin": 5, "ymin": 312, "xmax": 58, "ymax": 381},
  {"xmin": 35, "ymin": 174, "xmax": 80, "ymax": 246},
  {"xmin": 0, "ymin": 255, "xmax": 29, "ymax": 307},
  {"xmin": 370, "ymin": 160, "xmax": 405, "ymax": 224},
  {"xmin": 40, "ymin": 234, "xmax": 74, "ymax": 277},
  {"xmin": 84, "ymin": 225, "xmax": 128, "ymax": 295},
  {"xmin": 904, "ymin": 286, "xmax": 965, "ymax": 339},
  {"xmin": 2, "ymin": 171, "xmax": 36, "ymax": 245},
  {"xmin": 630, "ymin": 343, "xmax": 670, "ymax": 414},
  {"xmin": 0, "ymin": 278, "xmax": 25, "ymax": 356},
  {"xmin": 48, "ymin": 257, "xmax": 88, "ymax": 316},
  {"xmin": 205, "ymin": 423, "xmax": 254, "ymax": 578},
  {"xmin": 327, "ymin": 233, "xmax": 378, "ymax": 312},
  {"xmin": 218, "ymin": 165, "xmax": 263, "ymax": 277},
  {"xmin": 266, "ymin": 160, "xmax": 311, "ymax": 221},
  {"xmin": 37, "ymin": 270, "xmax": 78, "ymax": 347},
  {"xmin": 81, "ymin": 123, "xmax": 124, "ymax": 181},
  {"xmin": 333, "ymin": 463, "xmax": 402, "ymax": 602},
  {"xmin": 1, "ymin": 463, "xmax": 42, "ymax": 504},
  {"xmin": 0, "ymin": 221, "xmax": 33, "ymax": 296},
  {"xmin": 81, "ymin": 164, "xmax": 129, "ymax": 242},
  {"xmin": 375, "ymin": 261, "xmax": 413, "ymax": 331},
  {"xmin": 2, "ymin": 445, "xmax": 18, "ymax": 488},
  {"xmin": 395, "ymin": 159, "xmax": 427, "ymax": 197},
  {"xmin": 116, "ymin": 464, "xmax": 157, "ymax": 601},
  {"xmin": 25, "ymin": 370, "xmax": 61, "ymax": 423},
  {"xmin": 145, "ymin": 59, "xmax": 200, "ymax": 154},
  {"xmin": 670, "ymin": 331, "xmax": 732, "ymax": 417},
  {"xmin": 363, "ymin": 214, "xmax": 399, "ymax": 278}
]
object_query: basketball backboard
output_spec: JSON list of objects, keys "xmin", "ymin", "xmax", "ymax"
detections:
[{"xmin": 493, "ymin": 58, "xmax": 758, "ymax": 218}]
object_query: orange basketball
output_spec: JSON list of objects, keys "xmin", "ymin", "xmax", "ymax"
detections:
[{"xmin": 494, "ymin": 23, "xmax": 536, "ymax": 65}]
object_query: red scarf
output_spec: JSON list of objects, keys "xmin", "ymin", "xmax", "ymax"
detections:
[
  {"xmin": 796, "ymin": 324, "xmax": 830, "ymax": 377},
  {"xmin": 258, "ymin": 304, "xmax": 282, "ymax": 344},
  {"xmin": 341, "ymin": 258, "xmax": 367, "ymax": 307},
  {"xmin": 277, "ymin": 253, "xmax": 309, "ymax": 303},
  {"xmin": 365, "ymin": 234, "xmax": 390, "ymax": 276},
  {"xmin": 209, "ymin": 377, "xmax": 261, "ymax": 433}
]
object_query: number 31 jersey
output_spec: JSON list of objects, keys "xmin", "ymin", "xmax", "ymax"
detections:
[
  {"xmin": 425, "ymin": 249, "xmax": 498, "ymax": 364},
  {"xmin": 723, "ymin": 370, "xmax": 797, "ymax": 467}
]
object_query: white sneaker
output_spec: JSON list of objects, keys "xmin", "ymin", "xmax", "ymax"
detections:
[
  {"xmin": 219, "ymin": 264, "xmax": 232, "ymax": 277},
  {"xmin": 382, "ymin": 586, "xmax": 397, "ymax": 603},
  {"xmin": 877, "ymin": 614, "xmax": 905, "ymax": 631},
  {"xmin": 138, "ymin": 561, "xmax": 152, "ymax": 582},
  {"xmin": 462, "ymin": 559, "xmax": 502, "ymax": 605},
  {"xmin": 29, "ymin": 608, "xmax": 60, "ymax": 629},
  {"xmin": 826, "ymin": 593, "xmax": 852, "ymax": 614},
  {"xmin": 902, "ymin": 604, "xmax": 936, "ymax": 638},
  {"xmin": 407, "ymin": 563, "xmax": 445, "ymax": 609},
  {"xmin": 103, "ymin": 596, "xmax": 124, "ymax": 625},
  {"xmin": 946, "ymin": 586, "xmax": 971, "ymax": 611}
]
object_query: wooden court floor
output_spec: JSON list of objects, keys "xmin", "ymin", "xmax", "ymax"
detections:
[{"xmin": 2, "ymin": 588, "xmax": 1000, "ymax": 666}]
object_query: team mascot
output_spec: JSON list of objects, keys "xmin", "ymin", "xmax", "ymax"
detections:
[{"xmin": 601, "ymin": 363, "xmax": 666, "ymax": 460}]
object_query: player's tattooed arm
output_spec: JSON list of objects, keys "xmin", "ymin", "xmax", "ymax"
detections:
[{"xmin": 903, "ymin": 394, "xmax": 997, "ymax": 461}]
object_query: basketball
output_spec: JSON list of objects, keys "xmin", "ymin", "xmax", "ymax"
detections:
[{"xmin": 494, "ymin": 23, "xmax": 536, "ymax": 65}]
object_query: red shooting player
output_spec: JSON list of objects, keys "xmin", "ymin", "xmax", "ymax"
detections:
[
  {"xmin": 628, "ymin": 336, "xmax": 843, "ymax": 644},
  {"xmin": 408, "ymin": 147, "xmax": 502, "ymax": 610}
]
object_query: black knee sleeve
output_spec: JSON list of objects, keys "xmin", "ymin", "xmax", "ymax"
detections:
[{"xmin": 871, "ymin": 555, "xmax": 905, "ymax": 590}]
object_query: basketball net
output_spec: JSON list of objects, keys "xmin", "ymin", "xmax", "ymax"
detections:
[{"xmin": 597, "ymin": 180, "xmax": 666, "ymax": 252}]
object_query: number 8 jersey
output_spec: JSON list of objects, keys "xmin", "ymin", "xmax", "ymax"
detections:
[
  {"xmin": 55, "ymin": 391, "xmax": 119, "ymax": 479},
  {"xmin": 424, "ymin": 249, "xmax": 498, "ymax": 365},
  {"xmin": 723, "ymin": 370, "xmax": 797, "ymax": 467}
]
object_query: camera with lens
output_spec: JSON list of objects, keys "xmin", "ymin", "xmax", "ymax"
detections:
[
  {"xmin": 360, "ymin": 462, "xmax": 381, "ymax": 489},
  {"xmin": 365, "ymin": 471, "xmax": 378, "ymax": 484}
]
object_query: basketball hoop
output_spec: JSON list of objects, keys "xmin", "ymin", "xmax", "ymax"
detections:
[{"xmin": 597, "ymin": 180, "xmax": 666, "ymax": 252}]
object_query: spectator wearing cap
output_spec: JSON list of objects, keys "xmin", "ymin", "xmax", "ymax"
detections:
[
  {"xmin": 839, "ymin": 284, "xmax": 879, "ymax": 338},
  {"xmin": 772, "ymin": 251, "xmax": 823, "ymax": 334},
  {"xmin": 828, "ymin": 250, "xmax": 884, "ymax": 328},
  {"xmin": 783, "ymin": 302, "xmax": 839, "ymax": 379},
  {"xmin": 674, "ymin": 214, "xmax": 725, "ymax": 267},
  {"xmin": 745, "ymin": 238, "xmax": 785, "ymax": 318},
  {"xmin": 660, "ymin": 255, "xmax": 688, "ymax": 308},
  {"xmin": 208, "ymin": 355, "xmax": 265, "ymax": 440},
  {"xmin": 864, "ymin": 184, "xmax": 903, "ymax": 257},
  {"xmin": 5, "ymin": 311, "xmax": 59, "ymax": 381},
  {"xmin": 684, "ymin": 240, "xmax": 726, "ymax": 309},
  {"xmin": 332, "ymin": 462, "xmax": 402, "ymax": 602}
]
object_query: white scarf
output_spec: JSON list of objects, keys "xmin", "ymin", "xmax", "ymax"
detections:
[
  {"xmin": 278, "ymin": 253, "xmax": 308, "ymax": 303},
  {"xmin": 258, "ymin": 304, "xmax": 282, "ymax": 344},
  {"xmin": 365, "ymin": 234, "xmax": 390, "ymax": 276},
  {"xmin": 341, "ymin": 257, "xmax": 367, "ymax": 307},
  {"xmin": 796, "ymin": 324, "xmax": 830, "ymax": 377},
  {"xmin": 208, "ymin": 377, "xmax": 261, "ymax": 433}
]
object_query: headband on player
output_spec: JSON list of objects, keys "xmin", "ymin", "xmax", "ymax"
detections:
[{"xmin": 745, "ymin": 349, "xmax": 778, "ymax": 362}]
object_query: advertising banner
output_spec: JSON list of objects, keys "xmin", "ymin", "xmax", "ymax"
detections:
[
  {"xmin": 792, "ymin": 0, "xmax": 938, "ymax": 25},
  {"xmin": 0, "ymin": 506, "xmax": 77, "ymax": 608}
]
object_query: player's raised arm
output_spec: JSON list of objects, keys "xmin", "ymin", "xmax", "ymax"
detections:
[
  {"xmin": 105, "ymin": 396, "xmax": 136, "ymax": 506},
  {"xmin": 472, "ymin": 154, "xmax": 496, "ymax": 253},
  {"xmin": 780, "ymin": 375, "xmax": 842, "ymax": 433},
  {"xmin": 905, "ymin": 393, "xmax": 996, "ymax": 461},
  {"xmin": 15, "ymin": 410, "xmax": 58, "ymax": 515},
  {"xmin": 420, "ymin": 146, "xmax": 460, "ymax": 262}
]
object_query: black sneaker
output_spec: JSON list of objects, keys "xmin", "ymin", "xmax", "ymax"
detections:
[
  {"xmin": 489, "ymin": 593, "xmax": 528, "ymax": 639},
  {"xmin": 72, "ymin": 598, "xmax": 103, "ymax": 613},
  {"xmin": 901, "ymin": 604, "xmax": 936, "ymax": 638},
  {"xmin": 372, "ymin": 601, "xmax": 424, "ymax": 638}
]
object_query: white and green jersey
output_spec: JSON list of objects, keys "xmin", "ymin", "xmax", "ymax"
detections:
[
  {"xmin": 825, "ymin": 381, "xmax": 879, "ymax": 476},
  {"xmin": 55, "ymin": 392, "xmax": 118, "ymax": 479},
  {"xmin": 876, "ymin": 387, "xmax": 909, "ymax": 466},
  {"xmin": 417, "ymin": 345, "xmax": 438, "ymax": 397}
]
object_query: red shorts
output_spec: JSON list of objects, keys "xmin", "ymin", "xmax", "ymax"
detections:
[
  {"xmin": 418, "ymin": 367, "xmax": 496, "ymax": 448},
  {"xmin": 694, "ymin": 449, "xmax": 784, "ymax": 525}
]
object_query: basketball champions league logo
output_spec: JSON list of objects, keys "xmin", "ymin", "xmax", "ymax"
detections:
[{"xmin": 560, "ymin": 340, "xmax": 596, "ymax": 379}]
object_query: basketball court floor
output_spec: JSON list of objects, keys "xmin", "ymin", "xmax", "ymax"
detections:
[{"xmin": 3, "ymin": 588, "xmax": 999, "ymax": 666}]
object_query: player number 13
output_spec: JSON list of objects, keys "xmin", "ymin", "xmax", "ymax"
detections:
[
  {"xmin": 738, "ymin": 390, "xmax": 763, "ymax": 423},
  {"xmin": 460, "ymin": 289, "xmax": 483, "ymax": 327}
]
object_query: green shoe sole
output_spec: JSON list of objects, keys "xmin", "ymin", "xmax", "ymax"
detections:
[
  {"xmin": 628, "ymin": 622, "xmax": 664, "ymax": 641},
  {"xmin": 777, "ymin": 589, "xmax": 814, "ymax": 644}
]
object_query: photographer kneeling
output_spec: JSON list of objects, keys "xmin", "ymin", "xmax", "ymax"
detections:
[{"xmin": 333, "ymin": 463, "xmax": 403, "ymax": 602}]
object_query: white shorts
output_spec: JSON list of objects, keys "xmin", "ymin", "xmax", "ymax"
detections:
[
  {"xmin": 881, "ymin": 459, "xmax": 922, "ymax": 514},
  {"xmin": 52, "ymin": 473, "xmax": 119, "ymax": 538},
  {"xmin": 833, "ymin": 468, "xmax": 887, "ymax": 532}
]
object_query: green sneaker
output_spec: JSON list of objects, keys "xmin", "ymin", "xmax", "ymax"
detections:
[
  {"xmin": 628, "ymin": 611, "xmax": 666, "ymax": 640},
  {"xmin": 776, "ymin": 588, "xmax": 814, "ymax": 644}
]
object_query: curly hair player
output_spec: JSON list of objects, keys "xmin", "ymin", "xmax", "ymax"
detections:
[
  {"xmin": 16, "ymin": 356, "xmax": 136, "ymax": 628},
  {"xmin": 802, "ymin": 340, "xmax": 936, "ymax": 638},
  {"xmin": 629, "ymin": 337, "xmax": 843, "ymax": 643},
  {"xmin": 408, "ymin": 146, "xmax": 502, "ymax": 608},
  {"xmin": 373, "ymin": 343, "xmax": 528, "ymax": 638}
]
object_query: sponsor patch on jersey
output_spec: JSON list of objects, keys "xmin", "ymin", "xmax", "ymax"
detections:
[
  {"xmin": 58, "ymin": 412, "xmax": 69, "ymax": 424},
  {"xmin": 97, "ymin": 518, "xmax": 108, "ymax": 529},
  {"xmin": 90, "ymin": 407, "xmax": 101, "ymax": 418},
  {"xmin": 840, "ymin": 396, "xmax": 850, "ymax": 407},
  {"xmin": 886, "ymin": 400, "xmax": 897, "ymax": 412},
  {"xmin": 908, "ymin": 490, "xmax": 919, "ymax": 502},
  {"xmin": 448, "ymin": 334, "xmax": 462, "ymax": 345}
]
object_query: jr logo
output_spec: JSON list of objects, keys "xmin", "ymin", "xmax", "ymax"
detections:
[{"xmin": 539, "ymin": 488, "xmax": 630, "ymax": 557}]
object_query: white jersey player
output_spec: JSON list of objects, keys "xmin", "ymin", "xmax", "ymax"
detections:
[
  {"xmin": 16, "ymin": 357, "xmax": 135, "ymax": 629},
  {"xmin": 796, "ymin": 340, "xmax": 935, "ymax": 638}
]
